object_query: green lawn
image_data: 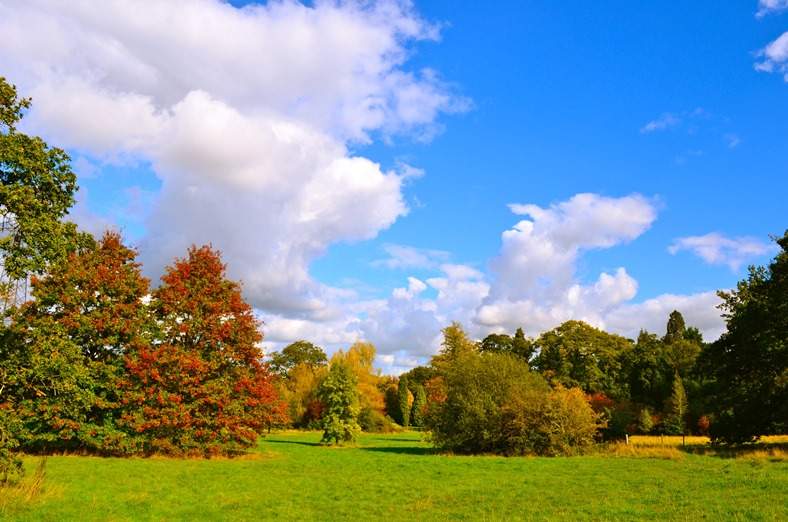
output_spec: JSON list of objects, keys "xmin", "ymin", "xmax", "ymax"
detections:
[{"xmin": 2, "ymin": 431, "xmax": 787, "ymax": 521}]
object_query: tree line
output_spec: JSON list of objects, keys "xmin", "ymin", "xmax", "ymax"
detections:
[{"xmin": 269, "ymin": 229, "xmax": 786, "ymax": 453}]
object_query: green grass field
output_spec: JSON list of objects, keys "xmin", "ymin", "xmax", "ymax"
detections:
[{"xmin": 2, "ymin": 431, "xmax": 787, "ymax": 521}]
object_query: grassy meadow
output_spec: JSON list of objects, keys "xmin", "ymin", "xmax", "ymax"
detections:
[{"xmin": 2, "ymin": 431, "xmax": 787, "ymax": 521}]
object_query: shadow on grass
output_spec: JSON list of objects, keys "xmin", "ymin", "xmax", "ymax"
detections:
[
  {"xmin": 264, "ymin": 439, "xmax": 322, "ymax": 447},
  {"xmin": 359, "ymin": 446, "xmax": 436, "ymax": 456},
  {"xmin": 368, "ymin": 437, "xmax": 423, "ymax": 443},
  {"xmin": 678, "ymin": 441, "xmax": 788, "ymax": 460}
]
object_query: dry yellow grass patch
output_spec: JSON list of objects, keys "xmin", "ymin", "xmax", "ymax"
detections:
[{"xmin": 612, "ymin": 434, "xmax": 788, "ymax": 461}]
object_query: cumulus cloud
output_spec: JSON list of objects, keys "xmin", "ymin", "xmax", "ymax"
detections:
[
  {"xmin": 755, "ymin": 31, "xmax": 788, "ymax": 81},
  {"xmin": 472, "ymin": 195, "xmax": 728, "ymax": 341},
  {"xmin": 669, "ymin": 233, "xmax": 775, "ymax": 271},
  {"xmin": 261, "ymin": 193, "xmax": 727, "ymax": 373},
  {"xmin": 604, "ymin": 291, "xmax": 725, "ymax": 341},
  {"xmin": 0, "ymin": 2, "xmax": 732, "ymax": 370},
  {"xmin": 756, "ymin": 0, "xmax": 788, "ymax": 17},
  {"xmin": 0, "ymin": 0, "xmax": 466, "ymax": 318}
]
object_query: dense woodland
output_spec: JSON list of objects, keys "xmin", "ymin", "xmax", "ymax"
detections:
[{"xmin": 1, "ymin": 77, "xmax": 786, "ymax": 481}]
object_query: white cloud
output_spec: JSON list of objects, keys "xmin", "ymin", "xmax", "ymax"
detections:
[
  {"xmin": 496, "ymin": 194, "xmax": 656, "ymax": 302},
  {"xmin": 474, "ymin": 194, "xmax": 719, "ymax": 338},
  {"xmin": 267, "ymin": 194, "xmax": 728, "ymax": 371},
  {"xmin": 669, "ymin": 233, "xmax": 775, "ymax": 271},
  {"xmin": 0, "ymin": 0, "xmax": 465, "ymax": 318},
  {"xmin": 755, "ymin": 31, "xmax": 788, "ymax": 81},
  {"xmin": 640, "ymin": 113, "xmax": 681, "ymax": 133},
  {"xmin": 757, "ymin": 0, "xmax": 788, "ymax": 17},
  {"xmin": 372, "ymin": 243, "xmax": 450, "ymax": 269},
  {"xmin": 604, "ymin": 291, "xmax": 725, "ymax": 341},
  {"xmin": 0, "ymin": 2, "xmax": 732, "ymax": 369},
  {"xmin": 473, "ymin": 195, "xmax": 728, "ymax": 342}
]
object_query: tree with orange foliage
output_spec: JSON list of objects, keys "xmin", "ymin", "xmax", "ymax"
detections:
[
  {"xmin": 3, "ymin": 231, "xmax": 149, "ymax": 453},
  {"xmin": 121, "ymin": 245, "xmax": 286, "ymax": 455},
  {"xmin": 330, "ymin": 342, "xmax": 384, "ymax": 414}
]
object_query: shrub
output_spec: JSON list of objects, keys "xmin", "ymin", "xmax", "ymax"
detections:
[
  {"xmin": 358, "ymin": 408, "xmax": 399, "ymax": 433},
  {"xmin": 426, "ymin": 353, "xmax": 603, "ymax": 456}
]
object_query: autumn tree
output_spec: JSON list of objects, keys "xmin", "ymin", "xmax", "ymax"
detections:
[
  {"xmin": 330, "ymin": 342, "xmax": 384, "ymax": 416},
  {"xmin": 431, "ymin": 322, "xmax": 476, "ymax": 373},
  {"xmin": 121, "ymin": 245, "xmax": 286, "ymax": 455},
  {"xmin": 318, "ymin": 361, "xmax": 361, "ymax": 444},
  {"xmin": 277, "ymin": 361, "xmax": 327, "ymax": 428},
  {"xmin": 1, "ymin": 232, "xmax": 149, "ymax": 453}
]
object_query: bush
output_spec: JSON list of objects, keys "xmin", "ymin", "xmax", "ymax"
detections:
[
  {"xmin": 358, "ymin": 408, "xmax": 399, "ymax": 433},
  {"xmin": 426, "ymin": 352, "xmax": 602, "ymax": 456}
]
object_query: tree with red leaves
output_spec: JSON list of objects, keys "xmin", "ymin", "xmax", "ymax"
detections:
[
  {"xmin": 2, "ymin": 231, "xmax": 149, "ymax": 453},
  {"xmin": 122, "ymin": 245, "xmax": 286, "ymax": 455}
]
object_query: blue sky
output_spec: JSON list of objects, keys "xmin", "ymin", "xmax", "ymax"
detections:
[
  {"xmin": 313, "ymin": 0, "xmax": 786, "ymax": 296},
  {"xmin": 2, "ymin": 1, "xmax": 785, "ymax": 371}
]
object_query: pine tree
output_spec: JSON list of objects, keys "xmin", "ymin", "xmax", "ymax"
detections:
[
  {"xmin": 398, "ymin": 376, "xmax": 411, "ymax": 427},
  {"xmin": 410, "ymin": 384, "xmax": 427, "ymax": 427},
  {"xmin": 318, "ymin": 362, "xmax": 361, "ymax": 444},
  {"xmin": 637, "ymin": 407, "xmax": 654, "ymax": 434},
  {"xmin": 664, "ymin": 310, "xmax": 686, "ymax": 344},
  {"xmin": 664, "ymin": 374, "xmax": 688, "ymax": 435}
]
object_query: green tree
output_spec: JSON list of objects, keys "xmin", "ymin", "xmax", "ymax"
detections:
[
  {"xmin": 431, "ymin": 322, "xmax": 477, "ymax": 373},
  {"xmin": 663, "ymin": 374, "xmax": 688, "ymax": 435},
  {"xmin": 479, "ymin": 333, "xmax": 512, "ymax": 353},
  {"xmin": 511, "ymin": 327, "xmax": 536, "ymax": 362},
  {"xmin": 701, "ymin": 231, "xmax": 788, "ymax": 442},
  {"xmin": 318, "ymin": 362, "xmax": 361, "ymax": 444},
  {"xmin": 621, "ymin": 331, "xmax": 672, "ymax": 409},
  {"xmin": 399, "ymin": 365, "xmax": 436, "ymax": 389},
  {"xmin": 0, "ymin": 77, "xmax": 85, "ymax": 308},
  {"xmin": 410, "ymin": 384, "xmax": 427, "ymax": 427},
  {"xmin": 533, "ymin": 320, "xmax": 631, "ymax": 398},
  {"xmin": 637, "ymin": 407, "xmax": 654, "ymax": 434},
  {"xmin": 398, "ymin": 375, "xmax": 411, "ymax": 427},
  {"xmin": 664, "ymin": 310, "xmax": 687, "ymax": 344},
  {"xmin": 269, "ymin": 340, "xmax": 327, "ymax": 377},
  {"xmin": 479, "ymin": 328, "xmax": 535, "ymax": 364}
]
